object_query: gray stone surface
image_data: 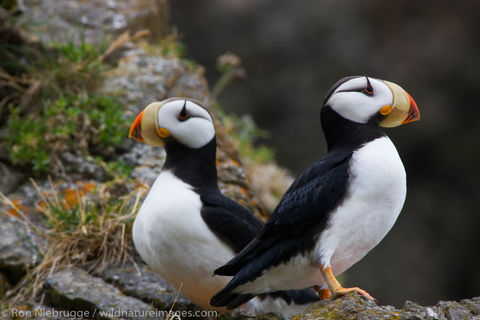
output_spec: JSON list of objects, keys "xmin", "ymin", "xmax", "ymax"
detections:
[
  {"xmin": 0, "ymin": 215, "xmax": 42, "ymax": 282},
  {"xmin": 100, "ymin": 263, "xmax": 198, "ymax": 311},
  {"xmin": 122, "ymin": 144, "xmax": 166, "ymax": 187},
  {"xmin": 101, "ymin": 48, "xmax": 210, "ymax": 117},
  {"xmin": 44, "ymin": 267, "xmax": 162, "ymax": 320},
  {"xmin": 286, "ymin": 293, "xmax": 480, "ymax": 320},
  {"xmin": 400, "ymin": 301, "xmax": 446, "ymax": 320},
  {"xmin": 0, "ymin": 163, "xmax": 25, "ymax": 195},
  {"xmin": 59, "ymin": 152, "xmax": 112, "ymax": 182},
  {"xmin": 21, "ymin": 0, "xmax": 170, "ymax": 44}
]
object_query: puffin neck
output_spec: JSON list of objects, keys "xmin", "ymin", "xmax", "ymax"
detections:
[
  {"xmin": 163, "ymin": 137, "xmax": 218, "ymax": 189},
  {"xmin": 321, "ymin": 106, "xmax": 386, "ymax": 152}
]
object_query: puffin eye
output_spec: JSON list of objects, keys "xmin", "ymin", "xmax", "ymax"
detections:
[
  {"xmin": 178, "ymin": 101, "xmax": 190, "ymax": 121},
  {"xmin": 363, "ymin": 77, "xmax": 374, "ymax": 96}
]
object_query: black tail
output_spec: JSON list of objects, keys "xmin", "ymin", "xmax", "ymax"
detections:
[
  {"xmin": 214, "ymin": 237, "xmax": 263, "ymax": 276},
  {"xmin": 210, "ymin": 289, "xmax": 255, "ymax": 310},
  {"xmin": 211, "ymin": 287, "xmax": 320, "ymax": 311},
  {"xmin": 258, "ymin": 288, "xmax": 320, "ymax": 305},
  {"xmin": 212, "ymin": 237, "xmax": 317, "ymax": 309}
]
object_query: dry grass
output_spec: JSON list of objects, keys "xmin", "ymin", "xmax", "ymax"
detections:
[
  {"xmin": 0, "ymin": 28, "xmax": 150, "ymax": 129},
  {"xmin": 1, "ymin": 28, "xmax": 151, "ymax": 176},
  {"xmin": 0, "ymin": 178, "xmax": 148, "ymax": 302}
]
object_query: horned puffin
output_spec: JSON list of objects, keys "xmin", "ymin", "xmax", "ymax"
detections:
[
  {"xmin": 210, "ymin": 76, "xmax": 420, "ymax": 309},
  {"xmin": 128, "ymin": 98, "xmax": 319, "ymax": 314}
]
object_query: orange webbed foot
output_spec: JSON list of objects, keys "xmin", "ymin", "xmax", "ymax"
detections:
[
  {"xmin": 320, "ymin": 266, "xmax": 377, "ymax": 304},
  {"xmin": 333, "ymin": 286, "xmax": 376, "ymax": 304}
]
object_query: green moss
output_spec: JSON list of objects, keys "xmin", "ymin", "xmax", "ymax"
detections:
[
  {"xmin": 7, "ymin": 108, "xmax": 50, "ymax": 174},
  {"xmin": 291, "ymin": 294, "xmax": 402, "ymax": 320},
  {"xmin": 0, "ymin": 32, "xmax": 133, "ymax": 176},
  {"xmin": 6, "ymin": 94, "xmax": 131, "ymax": 175},
  {"xmin": 44, "ymin": 40, "xmax": 110, "ymax": 94},
  {"xmin": 159, "ymin": 37, "xmax": 186, "ymax": 58},
  {"xmin": 98, "ymin": 158, "xmax": 133, "ymax": 179}
]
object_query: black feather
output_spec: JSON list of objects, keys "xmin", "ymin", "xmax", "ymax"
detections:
[
  {"xmin": 214, "ymin": 149, "xmax": 351, "ymax": 278},
  {"xmin": 164, "ymin": 135, "xmax": 320, "ymax": 309},
  {"xmin": 200, "ymin": 192, "xmax": 263, "ymax": 253},
  {"xmin": 211, "ymin": 104, "xmax": 387, "ymax": 308},
  {"xmin": 258, "ymin": 289, "xmax": 320, "ymax": 305}
]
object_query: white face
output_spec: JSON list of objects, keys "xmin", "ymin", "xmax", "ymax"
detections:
[
  {"xmin": 325, "ymin": 77, "xmax": 393, "ymax": 124},
  {"xmin": 157, "ymin": 99, "xmax": 215, "ymax": 149}
]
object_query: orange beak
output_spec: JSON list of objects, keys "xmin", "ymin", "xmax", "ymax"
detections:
[
  {"xmin": 402, "ymin": 92, "xmax": 420, "ymax": 124},
  {"xmin": 380, "ymin": 80, "xmax": 420, "ymax": 128},
  {"xmin": 128, "ymin": 102, "xmax": 165, "ymax": 146},
  {"xmin": 129, "ymin": 110, "xmax": 145, "ymax": 143}
]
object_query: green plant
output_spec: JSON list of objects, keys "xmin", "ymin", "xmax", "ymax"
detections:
[
  {"xmin": 0, "ymin": 36, "xmax": 110, "ymax": 106},
  {"xmin": 210, "ymin": 53, "xmax": 274, "ymax": 164},
  {"xmin": 6, "ymin": 108, "xmax": 50, "ymax": 174},
  {"xmin": 211, "ymin": 52, "xmax": 245, "ymax": 99},
  {"xmin": 159, "ymin": 34, "xmax": 186, "ymax": 58},
  {"xmin": 97, "ymin": 158, "xmax": 133, "ymax": 179},
  {"xmin": 0, "ymin": 31, "xmax": 139, "ymax": 175},
  {"xmin": 42, "ymin": 40, "xmax": 108, "ymax": 94},
  {"xmin": 223, "ymin": 113, "xmax": 275, "ymax": 164},
  {"xmin": 6, "ymin": 94, "xmax": 131, "ymax": 175}
]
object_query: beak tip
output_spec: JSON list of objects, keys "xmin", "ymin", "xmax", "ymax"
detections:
[
  {"xmin": 403, "ymin": 94, "xmax": 420, "ymax": 124},
  {"xmin": 129, "ymin": 111, "xmax": 145, "ymax": 143}
]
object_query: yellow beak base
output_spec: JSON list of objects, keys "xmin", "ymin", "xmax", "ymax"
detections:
[
  {"xmin": 379, "ymin": 80, "xmax": 420, "ymax": 128},
  {"xmin": 129, "ymin": 102, "xmax": 165, "ymax": 147}
]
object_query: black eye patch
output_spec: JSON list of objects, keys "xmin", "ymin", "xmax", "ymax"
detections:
[
  {"xmin": 362, "ymin": 76, "xmax": 374, "ymax": 96},
  {"xmin": 178, "ymin": 100, "xmax": 190, "ymax": 121}
]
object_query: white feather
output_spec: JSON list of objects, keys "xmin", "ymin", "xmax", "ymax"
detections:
[
  {"xmin": 314, "ymin": 136, "xmax": 406, "ymax": 273},
  {"xmin": 326, "ymin": 78, "xmax": 393, "ymax": 124},
  {"xmin": 133, "ymin": 170, "xmax": 313, "ymax": 314},
  {"xmin": 236, "ymin": 136, "xmax": 406, "ymax": 293},
  {"xmin": 133, "ymin": 170, "xmax": 235, "ymax": 310},
  {"xmin": 156, "ymin": 100, "xmax": 214, "ymax": 149}
]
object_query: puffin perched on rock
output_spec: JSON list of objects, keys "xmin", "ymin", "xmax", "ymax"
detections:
[
  {"xmin": 211, "ymin": 76, "xmax": 420, "ymax": 309},
  {"xmin": 129, "ymin": 98, "xmax": 319, "ymax": 314}
]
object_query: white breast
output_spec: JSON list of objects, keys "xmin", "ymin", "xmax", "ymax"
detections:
[
  {"xmin": 235, "ymin": 137, "xmax": 406, "ymax": 295},
  {"xmin": 314, "ymin": 136, "xmax": 407, "ymax": 275},
  {"xmin": 133, "ymin": 171, "xmax": 316, "ymax": 315},
  {"xmin": 132, "ymin": 171, "xmax": 236, "ymax": 310}
]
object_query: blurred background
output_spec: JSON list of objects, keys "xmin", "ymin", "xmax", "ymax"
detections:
[{"xmin": 170, "ymin": 0, "xmax": 480, "ymax": 307}]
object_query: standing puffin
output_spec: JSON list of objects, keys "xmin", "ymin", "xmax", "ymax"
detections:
[
  {"xmin": 128, "ymin": 98, "xmax": 319, "ymax": 314},
  {"xmin": 210, "ymin": 76, "xmax": 420, "ymax": 309}
]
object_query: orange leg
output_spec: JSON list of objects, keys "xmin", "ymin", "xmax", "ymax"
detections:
[
  {"xmin": 317, "ymin": 288, "xmax": 331, "ymax": 299},
  {"xmin": 320, "ymin": 266, "xmax": 376, "ymax": 303}
]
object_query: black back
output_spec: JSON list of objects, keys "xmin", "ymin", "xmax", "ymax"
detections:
[{"xmin": 211, "ymin": 102, "xmax": 386, "ymax": 309}]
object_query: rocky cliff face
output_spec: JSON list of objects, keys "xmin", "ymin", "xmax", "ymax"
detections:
[{"xmin": 0, "ymin": 1, "xmax": 478, "ymax": 319}]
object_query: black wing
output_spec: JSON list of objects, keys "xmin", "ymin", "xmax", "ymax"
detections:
[
  {"xmin": 202, "ymin": 189, "xmax": 321, "ymax": 309},
  {"xmin": 214, "ymin": 149, "xmax": 352, "ymax": 278},
  {"xmin": 200, "ymin": 190, "xmax": 264, "ymax": 253},
  {"xmin": 210, "ymin": 151, "xmax": 352, "ymax": 309}
]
